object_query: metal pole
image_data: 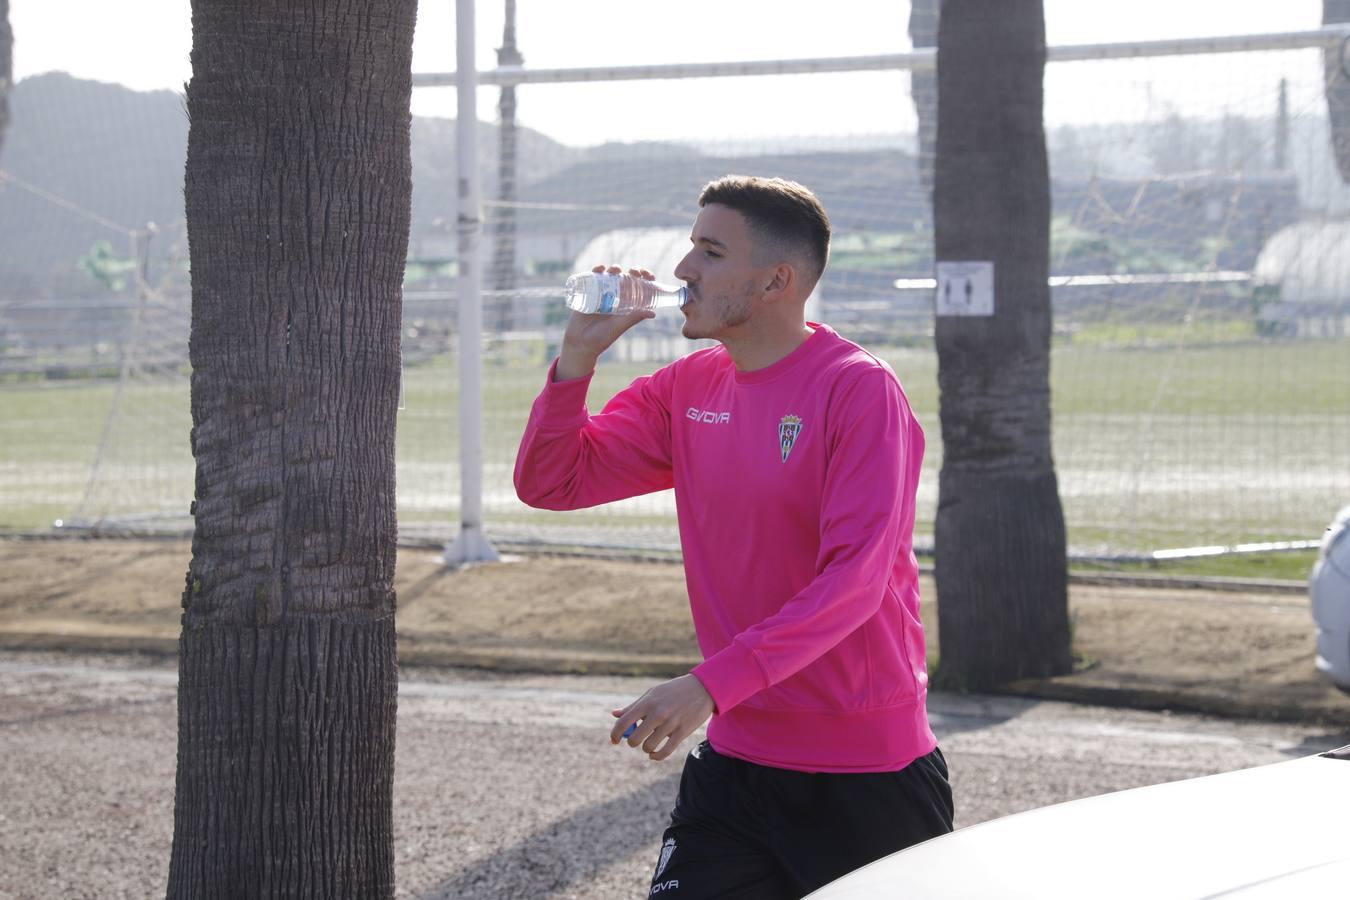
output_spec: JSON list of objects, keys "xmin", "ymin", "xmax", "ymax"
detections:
[
  {"xmin": 1275, "ymin": 77, "xmax": 1289, "ymax": 171},
  {"xmin": 444, "ymin": 0, "xmax": 499, "ymax": 565}
]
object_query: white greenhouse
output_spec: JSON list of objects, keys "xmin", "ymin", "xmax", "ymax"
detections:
[{"xmin": 1253, "ymin": 220, "xmax": 1350, "ymax": 337}]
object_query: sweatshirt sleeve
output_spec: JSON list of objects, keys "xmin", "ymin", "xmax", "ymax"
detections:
[
  {"xmin": 692, "ymin": 367, "xmax": 923, "ymax": 713},
  {"xmin": 513, "ymin": 358, "xmax": 676, "ymax": 510}
]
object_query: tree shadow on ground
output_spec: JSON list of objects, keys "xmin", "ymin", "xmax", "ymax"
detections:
[{"xmin": 418, "ymin": 772, "xmax": 682, "ymax": 899}]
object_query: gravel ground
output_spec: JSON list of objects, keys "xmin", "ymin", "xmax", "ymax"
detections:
[{"xmin": 2, "ymin": 650, "xmax": 1347, "ymax": 899}]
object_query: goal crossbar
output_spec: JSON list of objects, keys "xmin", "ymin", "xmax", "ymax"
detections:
[{"xmin": 412, "ymin": 25, "xmax": 1350, "ymax": 88}]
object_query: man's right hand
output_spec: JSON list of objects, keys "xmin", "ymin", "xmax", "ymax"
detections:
[{"xmin": 554, "ymin": 265, "xmax": 657, "ymax": 381}]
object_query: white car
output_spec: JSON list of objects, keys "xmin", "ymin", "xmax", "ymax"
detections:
[
  {"xmin": 1312, "ymin": 504, "xmax": 1350, "ymax": 692},
  {"xmin": 807, "ymin": 744, "xmax": 1350, "ymax": 899}
]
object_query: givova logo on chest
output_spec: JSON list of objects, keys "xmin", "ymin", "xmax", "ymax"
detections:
[{"xmin": 686, "ymin": 407, "xmax": 731, "ymax": 424}]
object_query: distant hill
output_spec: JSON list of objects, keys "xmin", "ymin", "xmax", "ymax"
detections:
[
  {"xmin": 408, "ymin": 110, "xmax": 587, "ymax": 233},
  {"xmin": 0, "ymin": 73, "xmax": 588, "ymax": 299},
  {"xmin": 0, "ymin": 74, "xmax": 189, "ymax": 298},
  {"xmin": 508, "ymin": 147, "xmax": 929, "ymax": 253},
  {"xmin": 0, "ymin": 74, "xmax": 932, "ymax": 301}
]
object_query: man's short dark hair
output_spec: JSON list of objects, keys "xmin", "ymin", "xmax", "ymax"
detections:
[{"xmin": 698, "ymin": 175, "xmax": 831, "ymax": 288}]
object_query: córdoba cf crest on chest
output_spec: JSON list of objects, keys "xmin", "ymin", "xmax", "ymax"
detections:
[{"xmin": 778, "ymin": 415, "xmax": 803, "ymax": 462}]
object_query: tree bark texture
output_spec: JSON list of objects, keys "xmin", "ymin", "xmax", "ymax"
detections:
[
  {"xmin": 169, "ymin": 1, "xmax": 416, "ymax": 896},
  {"xmin": 492, "ymin": 1, "xmax": 522, "ymax": 331},
  {"xmin": 170, "ymin": 618, "xmax": 397, "ymax": 897},
  {"xmin": 0, "ymin": 0, "xmax": 12, "ymax": 154},
  {"xmin": 908, "ymin": 0, "xmax": 942, "ymax": 195},
  {"xmin": 932, "ymin": 0, "xmax": 1072, "ymax": 690},
  {"xmin": 490, "ymin": 82, "xmax": 519, "ymax": 332},
  {"xmin": 1324, "ymin": 1, "xmax": 1350, "ymax": 181}
]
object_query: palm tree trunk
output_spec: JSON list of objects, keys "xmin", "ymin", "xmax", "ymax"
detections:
[
  {"xmin": 932, "ymin": 0, "xmax": 1072, "ymax": 690},
  {"xmin": 908, "ymin": 0, "xmax": 942, "ymax": 196},
  {"xmin": 1324, "ymin": 1, "xmax": 1350, "ymax": 181},
  {"xmin": 0, "ymin": 0, "xmax": 12, "ymax": 154},
  {"xmin": 492, "ymin": 0, "xmax": 523, "ymax": 334},
  {"xmin": 168, "ymin": 1, "xmax": 416, "ymax": 896}
]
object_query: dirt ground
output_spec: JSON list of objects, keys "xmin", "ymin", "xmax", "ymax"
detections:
[
  {"xmin": 1, "ymin": 537, "xmax": 1347, "ymax": 724},
  {"xmin": 0, "ymin": 539, "xmax": 700, "ymax": 667}
]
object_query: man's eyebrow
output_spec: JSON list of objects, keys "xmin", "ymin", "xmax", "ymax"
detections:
[{"xmin": 692, "ymin": 235, "xmax": 728, "ymax": 249}]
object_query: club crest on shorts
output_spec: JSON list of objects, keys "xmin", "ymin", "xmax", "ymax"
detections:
[
  {"xmin": 778, "ymin": 414, "xmax": 803, "ymax": 462},
  {"xmin": 655, "ymin": 837, "xmax": 677, "ymax": 879}
]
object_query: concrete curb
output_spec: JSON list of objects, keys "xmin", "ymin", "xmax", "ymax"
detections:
[
  {"xmin": 397, "ymin": 632, "xmax": 698, "ymax": 678},
  {"xmin": 0, "ymin": 629, "xmax": 700, "ymax": 679},
  {"xmin": 0, "ymin": 631, "xmax": 179, "ymax": 658},
  {"xmin": 1064, "ymin": 572, "xmax": 1308, "ymax": 596},
  {"xmin": 3, "ymin": 627, "xmax": 1345, "ymax": 727},
  {"xmin": 0, "ymin": 531, "xmax": 1313, "ymax": 596},
  {"xmin": 997, "ymin": 676, "xmax": 1350, "ymax": 728}
]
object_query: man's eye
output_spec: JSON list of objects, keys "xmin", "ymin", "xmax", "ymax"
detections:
[{"xmin": 705, "ymin": 250, "xmax": 720, "ymax": 258}]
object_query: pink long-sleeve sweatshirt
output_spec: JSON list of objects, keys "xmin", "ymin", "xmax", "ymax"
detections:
[{"xmin": 514, "ymin": 324, "xmax": 936, "ymax": 773}]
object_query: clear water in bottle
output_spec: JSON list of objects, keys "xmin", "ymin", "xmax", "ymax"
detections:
[{"xmin": 563, "ymin": 272, "xmax": 689, "ymax": 314}]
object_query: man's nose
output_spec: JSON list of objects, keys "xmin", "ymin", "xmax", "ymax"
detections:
[{"xmin": 674, "ymin": 252, "xmax": 695, "ymax": 283}]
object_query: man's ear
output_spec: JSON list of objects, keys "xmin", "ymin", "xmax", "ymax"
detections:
[{"xmin": 763, "ymin": 263, "xmax": 795, "ymax": 300}]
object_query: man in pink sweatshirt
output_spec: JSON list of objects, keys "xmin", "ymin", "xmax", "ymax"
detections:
[{"xmin": 515, "ymin": 176, "xmax": 952, "ymax": 898}]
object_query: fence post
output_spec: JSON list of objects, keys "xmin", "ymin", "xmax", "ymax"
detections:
[{"xmin": 444, "ymin": 0, "xmax": 500, "ymax": 565}]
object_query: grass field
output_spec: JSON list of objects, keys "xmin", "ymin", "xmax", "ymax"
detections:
[
  {"xmin": 2, "ymin": 335, "xmax": 1347, "ymax": 572},
  {"xmin": 1075, "ymin": 550, "xmax": 1320, "ymax": 582}
]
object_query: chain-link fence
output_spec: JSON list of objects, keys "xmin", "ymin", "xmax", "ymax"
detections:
[{"xmin": 2, "ymin": 20, "xmax": 1348, "ymax": 559}]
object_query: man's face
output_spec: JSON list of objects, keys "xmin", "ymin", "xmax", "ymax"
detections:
[{"xmin": 673, "ymin": 204, "xmax": 766, "ymax": 342}]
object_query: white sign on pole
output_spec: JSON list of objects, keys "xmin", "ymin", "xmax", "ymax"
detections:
[{"xmin": 935, "ymin": 261, "xmax": 994, "ymax": 316}]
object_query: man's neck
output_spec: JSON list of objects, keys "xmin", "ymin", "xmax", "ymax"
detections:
[{"xmin": 722, "ymin": 321, "xmax": 816, "ymax": 373}]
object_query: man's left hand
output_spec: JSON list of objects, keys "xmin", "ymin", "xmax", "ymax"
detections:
[{"xmin": 610, "ymin": 674, "xmax": 716, "ymax": 762}]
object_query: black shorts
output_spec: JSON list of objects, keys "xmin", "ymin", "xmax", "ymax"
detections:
[{"xmin": 647, "ymin": 741, "xmax": 954, "ymax": 899}]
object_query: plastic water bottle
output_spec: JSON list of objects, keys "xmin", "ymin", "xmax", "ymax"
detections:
[{"xmin": 563, "ymin": 272, "xmax": 689, "ymax": 314}]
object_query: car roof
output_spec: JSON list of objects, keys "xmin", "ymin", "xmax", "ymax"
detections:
[{"xmin": 807, "ymin": 747, "xmax": 1350, "ymax": 900}]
